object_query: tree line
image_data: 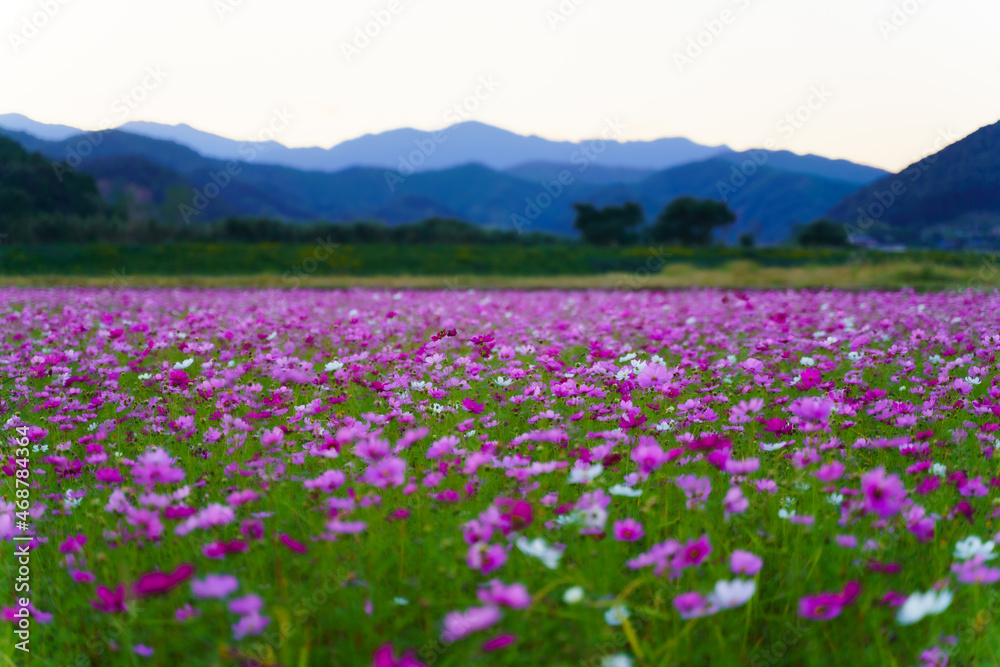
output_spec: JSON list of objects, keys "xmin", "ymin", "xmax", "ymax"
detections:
[{"xmin": 573, "ymin": 198, "xmax": 848, "ymax": 248}]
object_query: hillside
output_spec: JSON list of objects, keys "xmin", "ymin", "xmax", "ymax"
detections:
[
  {"xmin": 826, "ymin": 120, "xmax": 1000, "ymax": 247},
  {"xmin": 0, "ymin": 135, "xmax": 104, "ymax": 219}
]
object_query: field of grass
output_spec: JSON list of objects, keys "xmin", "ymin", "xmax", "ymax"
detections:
[{"xmin": 1, "ymin": 259, "xmax": 997, "ymax": 290}]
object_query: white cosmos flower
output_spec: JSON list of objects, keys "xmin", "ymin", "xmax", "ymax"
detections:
[
  {"xmin": 896, "ymin": 589, "xmax": 953, "ymax": 625},
  {"xmin": 515, "ymin": 537, "xmax": 563, "ymax": 569},
  {"xmin": 954, "ymin": 536, "xmax": 997, "ymax": 561},
  {"xmin": 827, "ymin": 493, "xmax": 844, "ymax": 506},
  {"xmin": 563, "ymin": 586, "xmax": 585, "ymax": 604},
  {"xmin": 655, "ymin": 419, "xmax": 676, "ymax": 432},
  {"xmin": 604, "ymin": 603, "xmax": 630, "ymax": 626},
  {"xmin": 430, "ymin": 404, "xmax": 444, "ymax": 414},
  {"xmin": 137, "ymin": 373, "xmax": 152, "ymax": 380},
  {"xmin": 580, "ymin": 506, "xmax": 608, "ymax": 531},
  {"xmin": 707, "ymin": 579, "xmax": 756, "ymax": 609},
  {"xmin": 800, "ymin": 357, "xmax": 816, "ymax": 367},
  {"xmin": 324, "ymin": 361, "xmax": 344, "ymax": 372},
  {"xmin": 932, "ymin": 464, "xmax": 947, "ymax": 478},
  {"xmin": 569, "ymin": 463, "xmax": 603, "ymax": 484},
  {"xmin": 173, "ymin": 358, "xmax": 194, "ymax": 369},
  {"xmin": 966, "ymin": 376, "xmax": 982, "ymax": 385},
  {"xmin": 601, "ymin": 656, "xmax": 633, "ymax": 667},
  {"xmin": 494, "ymin": 376, "xmax": 513, "ymax": 387},
  {"xmin": 609, "ymin": 484, "xmax": 642, "ymax": 497},
  {"xmin": 760, "ymin": 441, "xmax": 789, "ymax": 452}
]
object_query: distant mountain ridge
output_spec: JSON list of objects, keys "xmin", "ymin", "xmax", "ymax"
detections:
[
  {"xmin": 0, "ymin": 126, "xmax": 865, "ymax": 242},
  {"xmin": 0, "ymin": 113, "xmax": 888, "ymax": 184}
]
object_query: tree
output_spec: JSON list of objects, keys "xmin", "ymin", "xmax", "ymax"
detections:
[
  {"xmin": 739, "ymin": 233, "xmax": 755, "ymax": 249},
  {"xmin": 573, "ymin": 202, "xmax": 644, "ymax": 246},
  {"xmin": 650, "ymin": 197, "xmax": 735, "ymax": 246},
  {"xmin": 795, "ymin": 218, "xmax": 850, "ymax": 247}
]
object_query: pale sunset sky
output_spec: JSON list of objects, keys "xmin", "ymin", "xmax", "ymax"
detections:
[{"xmin": 2, "ymin": 0, "xmax": 998, "ymax": 171}]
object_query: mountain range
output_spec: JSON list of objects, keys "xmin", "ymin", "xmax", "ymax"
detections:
[
  {"xmin": 826, "ymin": 120, "xmax": 1000, "ymax": 246},
  {"xmin": 0, "ymin": 113, "xmax": 889, "ymax": 183},
  {"xmin": 4, "ymin": 113, "xmax": 996, "ymax": 245}
]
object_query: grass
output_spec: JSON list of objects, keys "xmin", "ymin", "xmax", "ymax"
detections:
[{"xmin": 0, "ymin": 260, "xmax": 995, "ymax": 290}]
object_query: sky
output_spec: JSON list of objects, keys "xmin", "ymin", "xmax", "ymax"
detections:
[{"xmin": 2, "ymin": 0, "xmax": 998, "ymax": 172}]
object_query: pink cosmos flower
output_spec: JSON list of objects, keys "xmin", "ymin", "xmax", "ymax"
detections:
[
  {"xmin": 496, "ymin": 498, "xmax": 533, "ymax": 532},
  {"xmin": 232, "ymin": 612, "xmax": 270, "ymax": 639},
  {"xmin": 133, "ymin": 563, "xmax": 195, "ymax": 598},
  {"xmin": 326, "ymin": 519, "xmax": 368, "ymax": 534},
  {"xmin": 630, "ymin": 439, "xmax": 669, "ymax": 477},
  {"xmin": 814, "ymin": 461, "xmax": 845, "ymax": 482},
  {"xmin": 467, "ymin": 542, "xmax": 508, "ymax": 574},
  {"xmin": 90, "ymin": 585, "xmax": 128, "ymax": 614},
  {"xmin": 730, "ymin": 550, "xmax": 763, "ymax": 576},
  {"xmin": 427, "ymin": 436, "xmax": 460, "ymax": 458},
  {"xmin": 952, "ymin": 556, "xmax": 1000, "ymax": 585},
  {"xmin": 279, "ymin": 533, "xmax": 308, "ymax": 553},
  {"xmin": 363, "ymin": 456, "xmax": 407, "ymax": 489},
  {"xmin": 175, "ymin": 504, "xmax": 236, "ymax": 536},
  {"xmin": 260, "ymin": 427, "xmax": 284, "ymax": 447},
  {"xmin": 673, "ymin": 592, "xmax": 716, "ymax": 619},
  {"xmin": 59, "ymin": 533, "xmax": 87, "ymax": 554},
  {"xmin": 789, "ymin": 397, "xmax": 835, "ymax": 423},
  {"xmin": 131, "ymin": 448, "xmax": 185, "ymax": 486},
  {"xmin": 676, "ymin": 475, "xmax": 712, "ymax": 509},
  {"xmin": 175, "ymin": 604, "xmax": 201, "ymax": 622},
  {"xmin": 627, "ymin": 539, "xmax": 680, "ymax": 576},
  {"xmin": 724, "ymin": 486, "xmax": 749, "ymax": 517},
  {"xmin": 191, "ymin": 574, "xmax": 239, "ymax": 599},
  {"xmin": 372, "ymin": 644, "xmax": 426, "ymax": 667},
  {"xmin": 612, "ymin": 518, "xmax": 645, "ymax": 542},
  {"xmin": 441, "ymin": 606, "xmax": 502, "ymax": 642},
  {"xmin": 226, "ymin": 489, "xmax": 259, "ymax": 506},
  {"xmin": 203, "ymin": 540, "xmax": 249, "ymax": 559},
  {"xmin": 462, "ymin": 398, "xmax": 485, "ymax": 414},
  {"xmin": 304, "ymin": 469, "xmax": 347, "ymax": 493},
  {"xmin": 476, "ymin": 580, "xmax": 531, "ymax": 609},
  {"xmin": 860, "ymin": 467, "xmax": 906, "ymax": 519},
  {"xmin": 228, "ymin": 594, "xmax": 263, "ymax": 616},
  {"xmin": 675, "ymin": 535, "xmax": 712, "ymax": 570},
  {"xmin": 482, "ymin": 634, "xmax": 517, "ymax": 652},
  {"xmin": 798, "ymin": 581, "xmax": 861, "ymax": 620}
]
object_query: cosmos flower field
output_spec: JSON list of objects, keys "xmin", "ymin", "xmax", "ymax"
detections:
[{"xmin": 3, "ymin": 287, "xmax": 1000, "ymax": 666}]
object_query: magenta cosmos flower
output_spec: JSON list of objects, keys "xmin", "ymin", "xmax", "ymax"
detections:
[
  {"xmin": 675, "ymin": 535, "xmax": 712, "ymax": 569},
  {"xmin": 612, "ymin": 519, "xmax": 645, "ymax": 542},
  {"xmin": 372, "ymin": 644, "xmax": 425, "ymax": 667},
  {"xmin": 132, "ymin": 563, "xmax": 195, "ymax": 598},
  {"xmin": 799, "ymin": 581, "xmax": 862, "ymax": 620},
  {"xmin": 673, "ymin": 592, "xmax": 716, "ymax": 619},
  {"xmin": 860, "ymin": 467, "xmax": 906, "ymax": 518}
]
